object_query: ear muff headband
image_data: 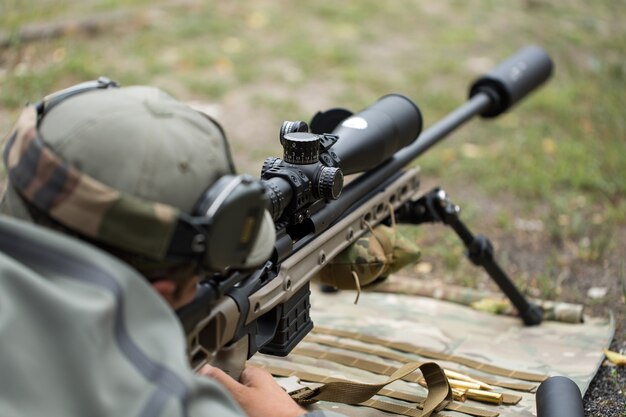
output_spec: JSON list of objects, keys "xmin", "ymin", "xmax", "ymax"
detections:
[{"xmin": 36, "ymin": 77, "xmax": 120, "ymax": 120}]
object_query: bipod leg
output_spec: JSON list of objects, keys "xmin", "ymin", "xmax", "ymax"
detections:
[{"xmin": 397, "ymin": 187, "xmax": 543, "ymax": 325}]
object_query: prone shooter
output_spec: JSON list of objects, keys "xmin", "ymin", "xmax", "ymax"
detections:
[{"xmin": 0, "ymin": 45, "xmax": 579, "ymax": 417}]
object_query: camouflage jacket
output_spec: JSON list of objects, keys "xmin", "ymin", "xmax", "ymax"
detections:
[{"xmin": 0, "ymin": 216, "xmax": 344, "ymax": 417}]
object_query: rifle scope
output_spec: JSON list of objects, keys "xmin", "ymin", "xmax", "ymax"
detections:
[
  {"xmin": 262, "ymin": 94, "xmax": 422, "ymax": 221},
  {"xmin": 323, "ymin": 94, "xmax": 422, "ymax": 175}
]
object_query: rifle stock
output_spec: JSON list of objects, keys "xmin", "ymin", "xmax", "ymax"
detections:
[{"xmin": 179, "ymin": 46, "xmax": 554, "ymax": 379}]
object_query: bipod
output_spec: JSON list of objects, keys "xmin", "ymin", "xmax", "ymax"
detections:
[{"xmin": 397, "ymin": 187, "xmax": 543, "ymax": 326}]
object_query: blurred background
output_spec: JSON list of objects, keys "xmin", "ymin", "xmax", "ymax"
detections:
[{"xmin": 1, "ymin": 0, "xmax": 624, "ymax": 381}]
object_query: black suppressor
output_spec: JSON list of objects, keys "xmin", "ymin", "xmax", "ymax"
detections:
[
  {"xmin": 536, "ymin": 376, "xmax": 584, "ymax": 417},
  {"xmin": 469, "ymin": 45, "xmax": 553, "ymax": 117}
]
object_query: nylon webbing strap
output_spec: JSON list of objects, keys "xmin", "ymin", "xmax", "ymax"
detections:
[
  {"xmin": 253, "ymin": 364, "xmax": 499, "ymax": 417},
  {"xmin": 313, "ymin": 326, "xmax": 548, "ymax": 382},
  {"xmin": 290, "ymin": 361, "xmax": 451, "ymax": 417},
  {"xmin": 293, "ymin": 346, "xmax": 424, "ymax": 383},
  {"xmin": 305, "ymin": 334, "xmax": 538, "ymax": 392},
  {"xmin": 358, "ymin": 398, "xmax": 434, "ymax": 417},
  {"xmin": 292, "ymin": 346, "xmax": 521, "ymax": 406}
]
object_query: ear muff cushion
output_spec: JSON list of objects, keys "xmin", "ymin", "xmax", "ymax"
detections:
[{"xmin": 243, "ymin": 210, "xmax": 276, "ymax": 268}]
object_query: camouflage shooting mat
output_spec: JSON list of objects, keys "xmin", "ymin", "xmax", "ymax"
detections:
[{"xmin": 249, "ymin": 278, "xmax": 614, "ymax": 417}]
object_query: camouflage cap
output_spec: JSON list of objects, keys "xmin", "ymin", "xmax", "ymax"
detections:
[
  {"xmin": 1, "ymin": 85, "xmax": 275, "ymax": 268},
  {"xmin": 41, "ymin": 86, "xmax": 235, "ymax": 212}
]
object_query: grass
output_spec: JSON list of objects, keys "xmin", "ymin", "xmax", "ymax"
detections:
[{"xmin": 0, "ymin": 0, "xmax": 624, "ymax": 302}]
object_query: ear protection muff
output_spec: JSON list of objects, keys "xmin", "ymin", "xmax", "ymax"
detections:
[
  {"xmin": 191, "ymin": 175, "xmax": 272, "ymax": 271},
  {"xmin": 4, "ymin": 77, "xmax": 274, "ymax": 273},
  {"xmin": 166, "ymin": 173, "xmax": 273, "ymax": 272}
]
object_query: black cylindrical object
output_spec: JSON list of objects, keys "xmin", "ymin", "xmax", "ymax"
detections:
[
  {"xmin": 469, "ymin": 45, "xmax": 554, "ymax": 117},
  {"xmin": 263, "ymin": 176, "xmax": 293, "ymax": 221},
  {"xmin": 536, "ymin": 376, "xmax": 584, "ymax": 417},
  {"xmin": 282, "ymin": 132, "xmax": 320, "ymax": 165},
  {"xmin": 328, "ymin": 94, "xmax": 422, "ymax": 175}
]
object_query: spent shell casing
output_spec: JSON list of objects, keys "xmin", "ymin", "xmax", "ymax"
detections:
[
  {"xmin": 444, "ymin": 369, "xmax": 494, "ymax": 390},
  {"xmin": 448, "ymin": 379, "xmax": 482, "ymax": 390},
  {"xmin": 466, "ymin": 389, "xmax": 503, "ymax": 405},
  {"xmin": 444, "ymin": 369, "xmax": 472, "ymax": 381},
  {"xmin": 451, "ymin": 388, "xmax": 467, "ymax": 402}
]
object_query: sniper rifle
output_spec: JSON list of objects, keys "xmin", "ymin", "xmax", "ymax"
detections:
[{"xmin": 177, "ymin": 45, "xmax": 555, "ymax": 378}]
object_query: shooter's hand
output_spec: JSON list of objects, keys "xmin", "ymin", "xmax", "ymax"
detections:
[{"xmin": 201, "ymin": 365, "xmax": 306, "ymax": 417}]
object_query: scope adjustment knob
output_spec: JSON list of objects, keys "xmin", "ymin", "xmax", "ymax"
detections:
[
  {"xmin": 317, "ymin": 166, "xmax": 343, "ymax": 200},
  {"xmin": 282, "ymin": 132, "xmax": 320, "ymax": 165},
  {"xmin": 261, "ymin": 157, "xmax": 281, "ymax": 177},
  {"xmin": 280, "ymin": 121, "xmax": 309, "ymax": 145}
]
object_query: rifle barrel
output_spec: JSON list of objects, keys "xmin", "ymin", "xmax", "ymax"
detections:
[{"xmin": 397, "ymin": 92, "xmax": 492, "ymax": 165}]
